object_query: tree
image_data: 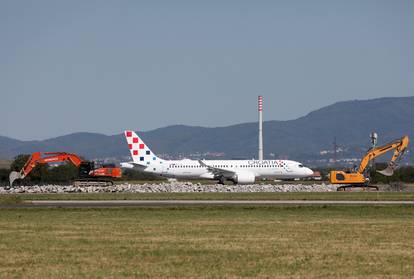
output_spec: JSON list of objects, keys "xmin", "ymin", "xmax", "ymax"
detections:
[
  {"xmin": 10, "ymin": 154, "xmax": 31, "ymax": 172},
  {"xmin": 46, "ymin": 164, "xmax": 78, "ymax": 183},
  {"xmin": 0, "ymin": 169, "xmax": 9, "ymax": 186},
  {"xmin": 122, "ymin": 169, "xmax": 163, "ymax": 181}
]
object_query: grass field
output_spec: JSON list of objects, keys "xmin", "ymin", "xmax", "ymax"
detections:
[
  {"xmin": 2, "ymin": 191, "xmax": 414, "ymax": 205},
  {"xmin": 0, "ymin": 205, "xmax": 413, "ymax": 278},
  {"xmin": 0, "ymin": 160, "xmax": 11, "ymax": 169}
]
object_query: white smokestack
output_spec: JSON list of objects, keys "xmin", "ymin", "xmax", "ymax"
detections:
[{"xmin": 258, "ymin": 95, "xmax": 263, "ymax": 161}]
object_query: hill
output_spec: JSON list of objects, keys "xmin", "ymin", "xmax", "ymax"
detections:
[{"xmin": 1, "ymin": 96, "xmax": 413, "ymax": 165}]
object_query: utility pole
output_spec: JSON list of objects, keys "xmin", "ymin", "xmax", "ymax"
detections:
[
  {"xmin": 370, "ymin": 132, "xmax": 378, "ymax": 170},
  {"xmin": 258, "ymin": 96, "xmax": 264, "ymax": 161},
  {"xmin": 333, "ymin": 137, "xmax": 337, "ymax": 167}
]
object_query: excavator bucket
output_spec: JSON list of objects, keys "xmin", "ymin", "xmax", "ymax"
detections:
[
  {"xmin": 9, "ymin": 171, "xmax": 23, "ymax": 187},
  {"xmin": 377, "ymin": 166, "xmax": 394, "ymax": 176}
]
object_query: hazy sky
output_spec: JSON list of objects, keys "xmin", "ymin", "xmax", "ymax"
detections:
[{"xmin": 1, "ymin": 1, "xmax": 413, "ymax": 140}]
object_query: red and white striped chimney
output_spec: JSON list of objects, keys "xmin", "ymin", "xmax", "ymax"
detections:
[{"xmin": 258, "ymin": 96, "xmax": 263, "ymax": 160}]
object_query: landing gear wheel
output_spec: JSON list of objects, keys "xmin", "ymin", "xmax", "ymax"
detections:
[{"xmin": 218, "ymin": 177, "xmax": 225, "ymax": 185}]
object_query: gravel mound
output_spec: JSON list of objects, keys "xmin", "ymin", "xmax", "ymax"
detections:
[{"xmin": 0, "ymin": 182, "xmax": 337, "ymax": 194}]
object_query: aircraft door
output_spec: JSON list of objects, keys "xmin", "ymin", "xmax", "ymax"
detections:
[
  {"xmin": 161, "ymin": 163, "xmax": 169, "ymax": 176},
  {"xmin": 284, "ymin": 163, "xmax": 293, "ymax": 173}
]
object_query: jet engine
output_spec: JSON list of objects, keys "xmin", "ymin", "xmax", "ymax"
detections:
[{"xmin": 232, "ymin": 172, "xmax": 256, "ymax": 184}]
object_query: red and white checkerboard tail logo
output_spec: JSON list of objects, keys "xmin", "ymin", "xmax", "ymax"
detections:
[{"xmin": 124, "ymin": 130, "xmax": 160, "ymax": 165}]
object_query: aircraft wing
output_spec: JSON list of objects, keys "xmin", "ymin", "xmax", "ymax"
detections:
[{"xmin": 198, "ymin": 160, "xmax": 235, "ymax": 178}]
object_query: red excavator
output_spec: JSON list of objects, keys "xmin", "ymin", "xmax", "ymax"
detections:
[{"xmin": 9, "ymin": 152, "xmax": 122, "ymax": 187}]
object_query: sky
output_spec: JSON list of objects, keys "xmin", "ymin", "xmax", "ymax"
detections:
[{"xmin": 1, "ymin": 0, "xmax": 413, "ymax": 140}]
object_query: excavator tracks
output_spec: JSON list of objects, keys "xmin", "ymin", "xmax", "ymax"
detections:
[{"xmin": 337, "ymin": 184, "xmax": 379, "ymax": 192}]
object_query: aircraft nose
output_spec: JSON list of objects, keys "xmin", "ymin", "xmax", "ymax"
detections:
[{"xmin": 305, "ymin": 168, "xmax": 314, "ymax": 176}]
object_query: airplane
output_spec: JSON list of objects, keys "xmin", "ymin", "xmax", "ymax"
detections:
[{"xmin": 121, "ymin": 130, "xmax": 314, "ymax": 184}]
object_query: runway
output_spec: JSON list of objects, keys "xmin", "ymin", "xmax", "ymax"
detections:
[{"xmin": 2, "ymin": 200, "xmax": 413, "ymax": 208}]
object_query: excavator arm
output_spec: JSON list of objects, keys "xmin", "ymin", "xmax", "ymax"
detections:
[
  {"xmin": 9, "ymin": 151, "xmax": 122, "ymax": 187},
  {"xmin": 357, "ymin": 136, "xmax": 409, "ymax": 175},
  {"xmin": 9, "ymin": 152, "xmax": 84, "ymax": 186},
  {"xmin": 330, "ymin": 135, "xmax": 409, "ymax": 186},
  {"xmin": 376, "ymin": 136, "xmax": 409, "ymax": 176}
]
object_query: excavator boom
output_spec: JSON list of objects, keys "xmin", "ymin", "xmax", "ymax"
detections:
[
  {"xmin": 19, "ymin": 152, "xmax": 83, "ymax": 177},
  {"xmin": 330, "ymin": 135, "xmax": 409, "ymax": 186},
  {"xmin": 357, "ymin": 136, "xmax": 409, "ymax": 175},
  {"xmin": 9, "ymin": 152, "xmax": 121, "ymax": 186},
  {"xmin": 9, "ymin": 152, "xmax": 83, "ymax": 186}
]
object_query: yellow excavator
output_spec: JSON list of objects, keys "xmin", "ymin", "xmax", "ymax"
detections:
[{"xmin": 330, "ymin": 135, "xmax": 409, "ymax": 190}]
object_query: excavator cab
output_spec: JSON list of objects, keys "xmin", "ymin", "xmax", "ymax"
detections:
[
  {"xmin": 329, "ymin": 170, "xmax": 367, "ymax": 185},
  {"xmin": 78, "ymin": 161, "xmax": 121, "ymax": 181},
  {"xmin": 78, "ymin": 161, "xmax": 95, "ymax": 179}
]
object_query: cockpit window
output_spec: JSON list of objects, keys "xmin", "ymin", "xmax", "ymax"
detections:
[{"xmin": 298, "ymin": 164, "xmax": 304, "ymax": 168}]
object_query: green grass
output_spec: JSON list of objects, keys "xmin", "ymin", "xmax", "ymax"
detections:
[
  {"xmin": 0, "ymin": 206, "xmax": 413, "ymax": 278},
  {"xmin": 0, "ymin": 195, "xmax": 23, "ymax": 205},
  {"xmin": 1, "ymin": 191, "xmax": 414, "ymax": 204}
]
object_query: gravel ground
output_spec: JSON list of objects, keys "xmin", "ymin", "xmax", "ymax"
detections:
[{"xmin": 0, "ymin": 182, "xmax": 337, "ymax": 194}]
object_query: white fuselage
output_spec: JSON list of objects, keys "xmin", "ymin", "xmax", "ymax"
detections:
[
  {"xmin": 122, "ymin": 159, "xmax": 313, "ymax": 180},
  {"xmin": 122, "ymin": 130, "xmax": 314, "ymax": 184}
]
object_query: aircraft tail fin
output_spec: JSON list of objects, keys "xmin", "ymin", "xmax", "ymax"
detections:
[{"xmin": 124, "ymin": 130, "xmax": 161, "ymax": 166}]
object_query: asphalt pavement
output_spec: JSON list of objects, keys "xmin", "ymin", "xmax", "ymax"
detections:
[{"xmin": 2, "ymin": 200, "xmax": 413, "ymax": 208}]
